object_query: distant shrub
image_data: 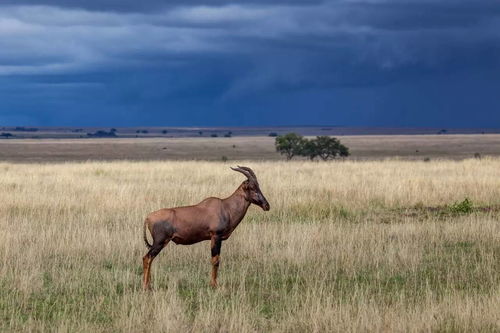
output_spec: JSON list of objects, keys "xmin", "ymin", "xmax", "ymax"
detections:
[
  {"xmin": 224, "ymin": 132, "xmax": 232, "ymax": 138},
  {"xmin": 87, "ymin": 130, "xmax": 117, "ymax": 138},
  {"xmin": 198, "ymin": 131, "xmax": 203, "ymax": 136},
  {"xmin": 141, "ymin": 130, "xmax": 148, "ymax": 134},
  {"xmin": 211, "ymin": 134, "xmax": 218, "ymax": 137},
  {"xmin": 474, "ymin": 152, "xmax": 481, "ymax": 159},
  {"xmin": 221, "ymin": 155, "xmax": 228, "ymax": 162},
  {"xmin": 424, "ymin": 157, "xmax": 431, "ymax": 162},
  {"xmin": 232, "ymin": 145, "xmax": 236, "ymax": 148},
  {"xmin": 268, "ymin": 132, "xmax": 278, "ymax": 137},
  {"xmin": 449, "ymin": 198, "xmax": 473, "ymax": 214},
  {"xmin": 0, "ymin": 132, "xmax": 13, "ymax": 138},
  {"xmin": 162, "ymin": 130, "xmax": 168, "ymax": 134},
  {"xmin": 14, "ymin": 127, "xmax": 38, "ymax": 132},
  {"xmin": 110, "ymin": 128, "xmax": 117, "ymax": 133}
]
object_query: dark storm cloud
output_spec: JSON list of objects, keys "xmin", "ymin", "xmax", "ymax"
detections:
[
  {"xmin": 0, "ymin": 0, "xmax": 321, "ymax": 12},
  {"xmin": 0, "ymin": 0, "xmax": 499, "ymax": 126},
  {"xmin": 343, "ymin": 1, "xmax": 500, "ymax": 30},
  {"xmin": 2, "ymin": 1, "xmax": 498, "ymax": 74}
]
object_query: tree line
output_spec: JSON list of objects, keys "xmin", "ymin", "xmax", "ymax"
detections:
[{"xmin": 275, "ymin": 133, "xmax": 350, "ymax": 160}]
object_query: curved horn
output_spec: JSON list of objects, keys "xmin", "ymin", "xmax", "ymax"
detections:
[
  {"xmin": 230, "ymin": 166, "xmax": 251, "ymax": 179},
  {"xmin": 231, "ymin": 166, "xmax": 258, "ymax": 184},
  {"xmin": 236, "ymin": 166, "xmax": 257, "ymax": 180}
]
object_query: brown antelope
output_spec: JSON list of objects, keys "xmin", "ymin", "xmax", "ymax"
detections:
[{"xmin": 142, "ymin": 166, "xmax": 270, "ymax": 290}]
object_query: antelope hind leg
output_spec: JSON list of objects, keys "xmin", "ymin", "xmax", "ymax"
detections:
[{"xmin": 210, "ymin": 235, "xmax": 222, "ymax": 288}]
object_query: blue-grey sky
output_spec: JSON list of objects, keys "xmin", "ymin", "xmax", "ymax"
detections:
[{"xmin": 0, "ymin": 0, "xmax": 499, "ymax": 127}]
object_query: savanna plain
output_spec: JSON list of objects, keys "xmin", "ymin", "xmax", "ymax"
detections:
[{"xmin": 0, "ymin": 159, "xmax": 499, "ymax": 332}]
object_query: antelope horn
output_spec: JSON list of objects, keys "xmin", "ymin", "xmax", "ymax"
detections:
[
  {"xmin": 231, "ymin": 166, "xmax": 258, "ymax": 184},
  {"xmin": 236, "ymin": 165, "xmax": 257, "ymax": 180}
]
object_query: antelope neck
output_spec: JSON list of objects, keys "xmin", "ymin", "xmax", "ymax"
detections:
[{"xmin": 223, "ymin": 185, "xmax": 251, "ymax": 226}]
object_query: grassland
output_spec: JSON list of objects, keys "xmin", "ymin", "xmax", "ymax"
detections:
[
  {"xmin": 1, "ymin": 134, "xmax": 500, "ymax": 162},
  {"xmin": 0, "ymin": 159, "xmax": 499, "ymax": 332}
]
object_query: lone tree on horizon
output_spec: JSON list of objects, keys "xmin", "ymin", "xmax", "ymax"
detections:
[
  {"xmin": 275, "ymin": 133, "xmax": 350, "ymax": 160},
  {"xmin": 275, "ymin": 133, "xmax": 305, "ymax": 160},
  {"xmin": 311, "ymin": 136, "xmax": 350, "ymax": 160}
]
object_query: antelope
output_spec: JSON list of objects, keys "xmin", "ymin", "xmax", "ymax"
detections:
[{"xmin": 142, "ymin": 166, "xmax": 270, "ymax": 290}]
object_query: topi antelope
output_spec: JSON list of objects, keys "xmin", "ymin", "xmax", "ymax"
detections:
[{"xmin": 142, "ymin": 166, "xmax": 270, "ymax": 290}]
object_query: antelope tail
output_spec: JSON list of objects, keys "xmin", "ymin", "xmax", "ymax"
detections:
[{"xmin": 143, "ymin": 221, "xmax": 152, "ymax": 249}]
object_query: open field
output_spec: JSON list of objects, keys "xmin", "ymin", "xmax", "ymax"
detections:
[
  {"xmin": 2, "ymin": 126, "xmax": 499, "ymax": 140},
  {"xmin": 0, "ymin": 160, "xmax": 499, "ymax": 332},
  {"xmin": 1, "ymin": 134, "xmax": 500, "ymax": 162}
]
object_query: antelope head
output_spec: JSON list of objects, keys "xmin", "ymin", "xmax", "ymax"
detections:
[{"xmin": 231, "ymin": 166, "xmax": 270, "ymax": 211}]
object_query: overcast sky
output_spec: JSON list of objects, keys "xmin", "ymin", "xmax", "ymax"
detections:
[{"xmin": 0, "ymin": 0, "xmax": 499, "ymax": 127}]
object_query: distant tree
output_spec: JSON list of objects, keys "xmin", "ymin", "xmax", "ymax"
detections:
[
  {"xmin": 136, "ymin": 130, "xmax": 140, "ymax": 133},
  {"xmin": 224, "ymin": 132, "xmax": 232, "ymax": 137},
  {"xmin": 268, "ymin": 132, "xmax": 278, "ymax": 137},
  {"xmin": 302, "ymin": 139, "xmax": 319, "ymax": 160},
  {"xmin": 275, "ymin": 133, "xmax": 306, "ymax": 160},
  {"xmin": 141, "ymin": 130, "xmax": 149, "ymax": 134},
  {"xmin": 198, "ymin": 131, "xmax": 203, "ymax": 136},
  {"xmin": 211, "ymin": 133, "xmax": 218, "ymax": 137},
  {"xmin": 0, "ymin": 132, "xmax": 13, "ymax": 138},
  {"xmin": 338, "ymin": 142, "xmax": 350, "ymax": 158},
  {"xmin": 162, "ymin": 130, "xmax": 168, "ymax": 134},
  {"xmin": 312, "ymin": 136, "xmax": 350, "ymax": 160},
  {"xmin": 110, "ymin": 128, "xmax": 117, "ymax": 133}
]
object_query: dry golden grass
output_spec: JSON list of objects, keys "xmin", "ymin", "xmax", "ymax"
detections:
[{"xmin": 0, "ymin": 159, "xmax": 499, "ymax": 332}]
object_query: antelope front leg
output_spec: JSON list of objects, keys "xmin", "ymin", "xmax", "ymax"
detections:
[{"xmin": 210, "ymin": 235, "xmax": 222, "ymax": 288}]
